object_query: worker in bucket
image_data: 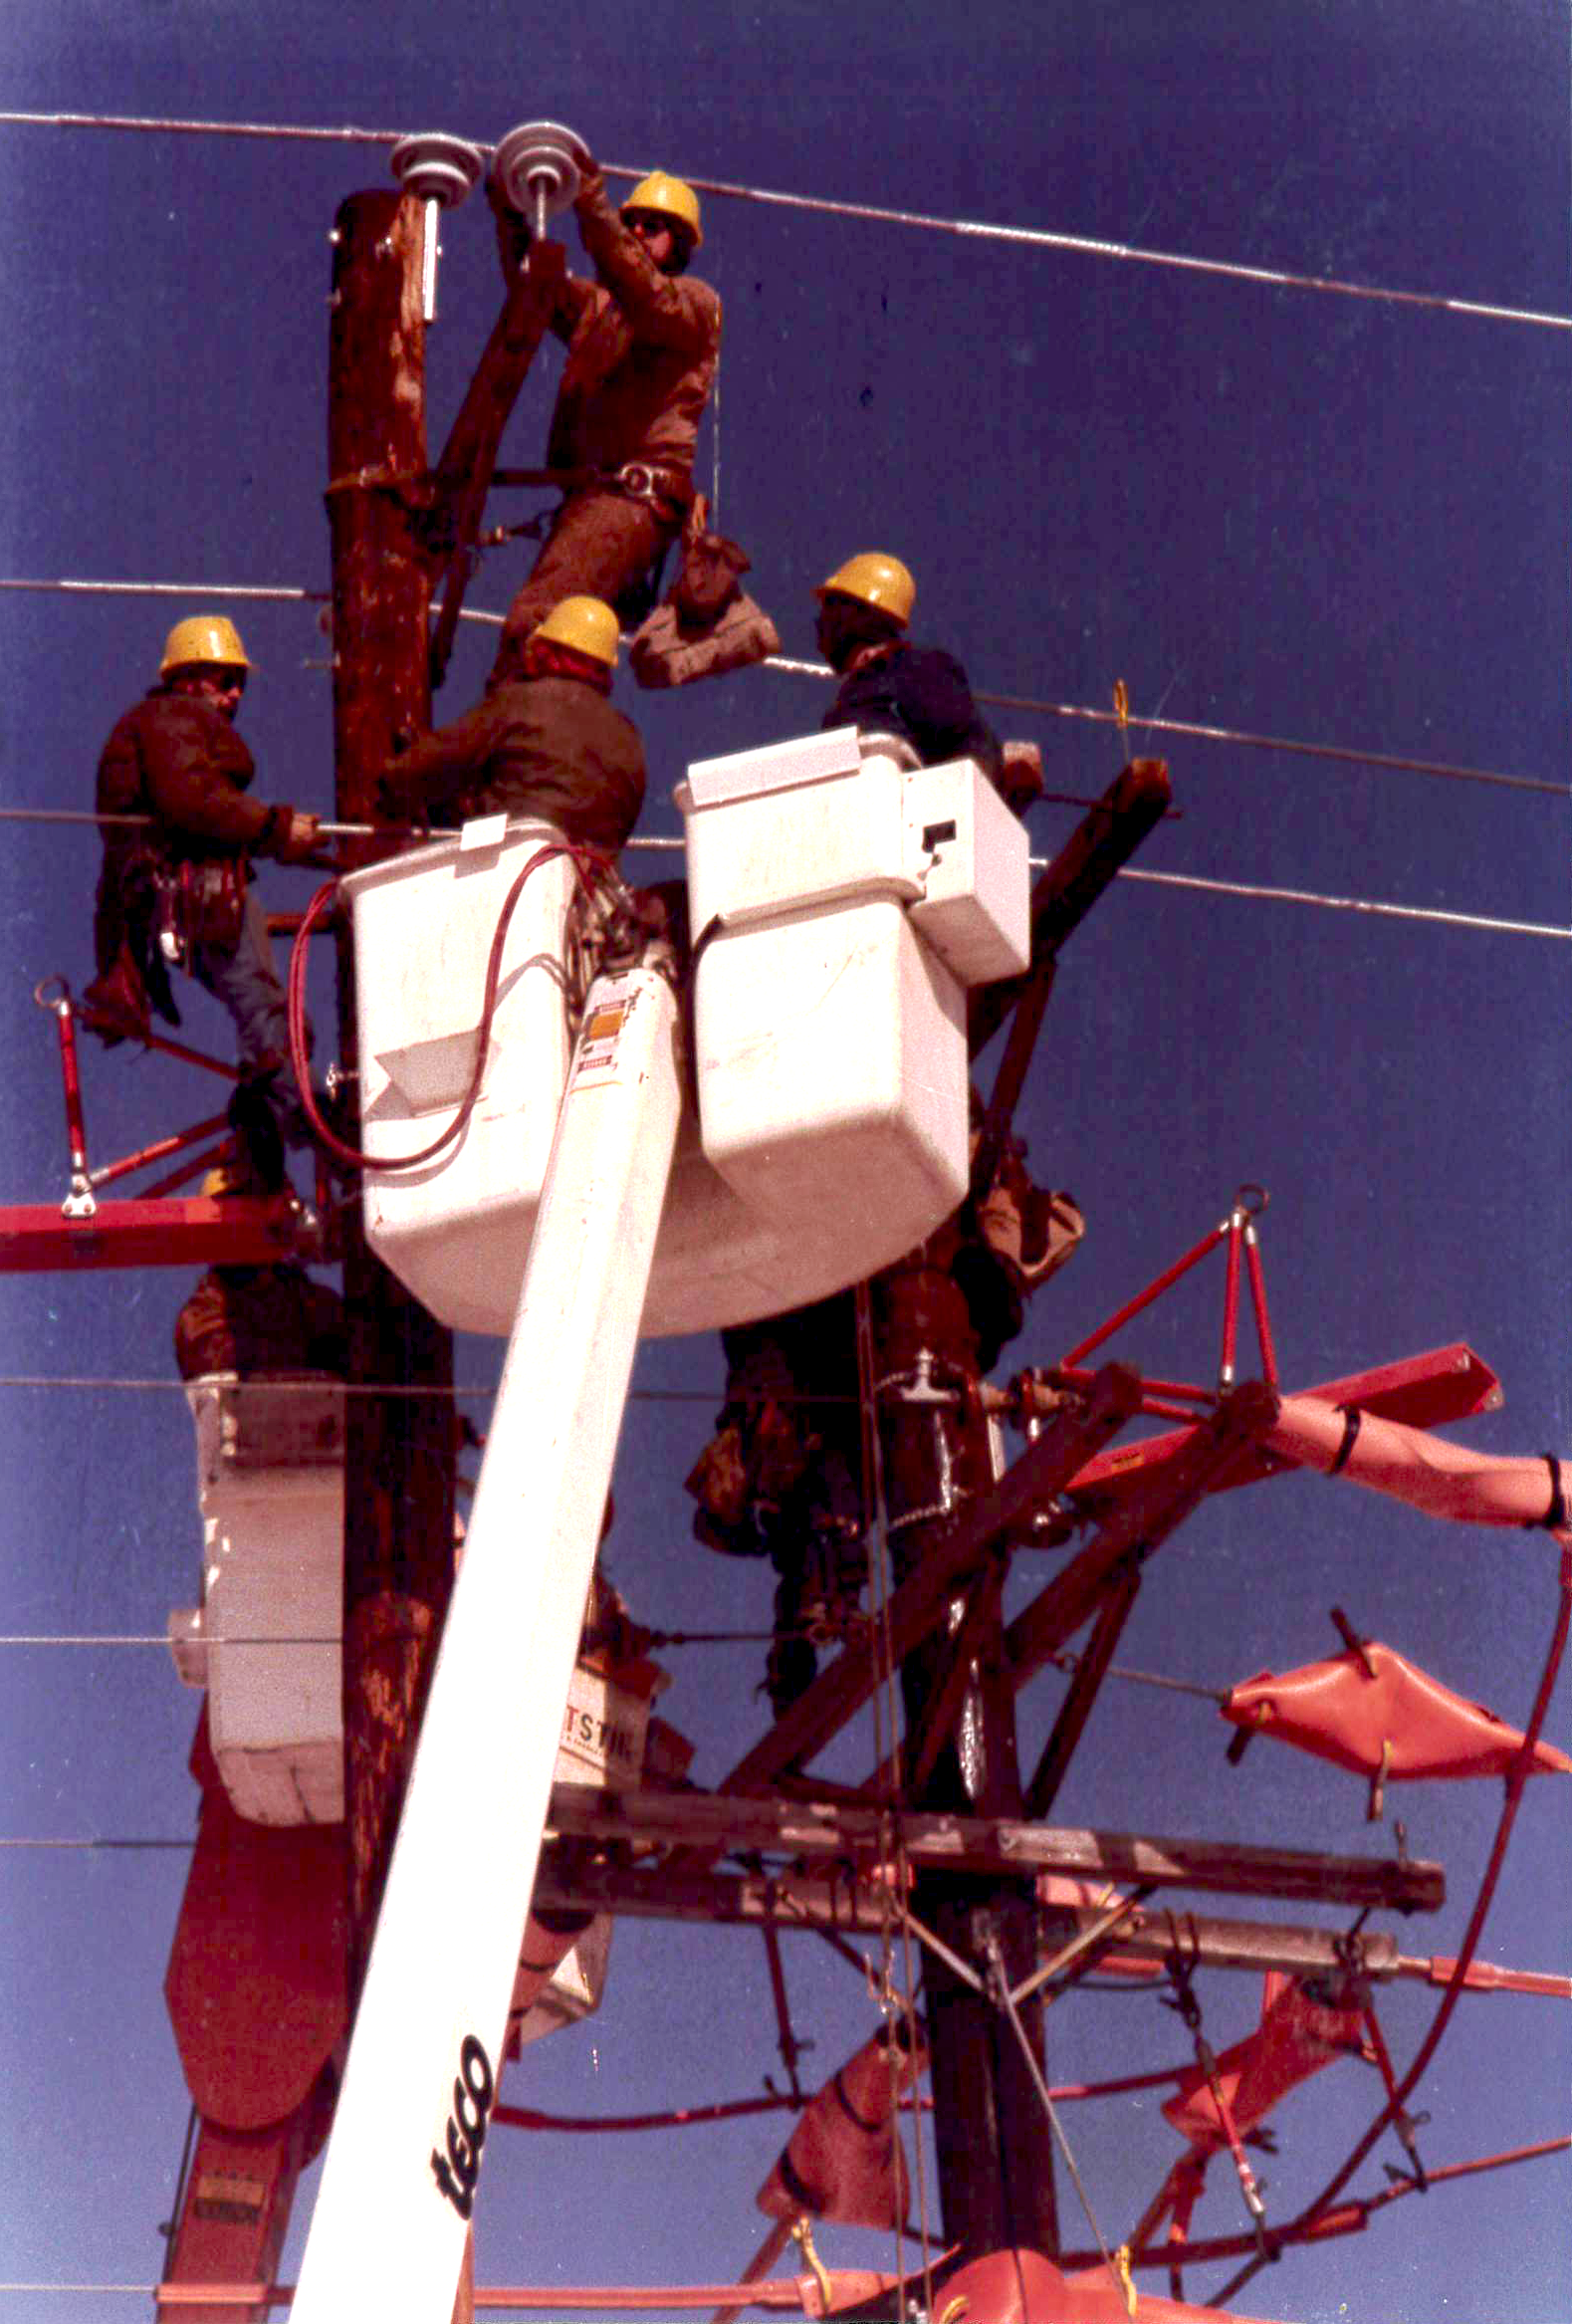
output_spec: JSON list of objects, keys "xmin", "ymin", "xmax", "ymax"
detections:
[
  {"xmin": 377, "ymin": 596, "xmax": 646, "ymax": 851},
  {"xmin": 813, "ymin": 553, "xmax": 1025, "ymax": 799},
  {"xmin": 486, "ymin": 145, "xmax": 721, "ymax": 689},
  {"xmin": 86, "ymin": 615, "xmax": 321, "ymax": 1187}
]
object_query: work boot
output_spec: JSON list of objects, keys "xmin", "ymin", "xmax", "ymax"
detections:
[
  {"xmin": 81, "ymin": 958, "xmax": 151, "ymax": 1047},
  {"xmin": 765, "ymin": 1630, "xmax": 818, "ymax": 1720}
]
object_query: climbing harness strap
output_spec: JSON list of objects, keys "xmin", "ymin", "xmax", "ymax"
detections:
[
  {"xmin": 1535, "ymin": 1454, "xmax": 1567, "ymax": 1531},
  {"xmin": 1329, "ymin": 1404, "xmax": 1363, "ymax": 1475}
]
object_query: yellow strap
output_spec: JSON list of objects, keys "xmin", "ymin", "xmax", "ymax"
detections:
[
  {"xmin": 1114, "ymin": 2241, "xmax": 1139, "ymax": 2317},
  {"xmin": 789, "ymin": 2217, "xmax": 833, "ymax": 2313}
]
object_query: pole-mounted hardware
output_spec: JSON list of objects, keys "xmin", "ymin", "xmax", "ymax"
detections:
[
  {"xmin": 492, "ymin": 119, "xmax": 584, "ymax": 243},
  {"xmin": 390, "ymin": 132, "xmax": 484, "ymax": 323}
]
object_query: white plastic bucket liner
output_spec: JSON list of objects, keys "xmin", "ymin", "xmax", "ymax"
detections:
[
  {"xmin": 340, "ymin": 735, "xmax": 1028, "ymax": 1338},
  {"xmin": 343, "ymin": 818, "xmax": 576, "ymax": 1335},
  {"xmin": 173, "ymin": 1376, "xmax": 346, "ymax": 1827},
  {"xmin": 691, "ymin": 894, "xmax": 967, "ymax": 1235}
]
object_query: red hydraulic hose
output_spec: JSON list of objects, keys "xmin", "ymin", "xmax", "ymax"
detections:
[{"xmin": 286, "ymin": 840, "xmax": 605, "ymax": 1175}]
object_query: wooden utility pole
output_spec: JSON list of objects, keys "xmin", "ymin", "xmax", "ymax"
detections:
[
  {"xmin": 870, "ymin": 1249, "xmax": 1062, "ymax": 2260},
  {"xmin": 325, "ymin": 183, "xmax": 460, "ymax": 2078},
  {"xmin": 863, "ymin": 757, "xmax": 1173, "ymax": 2261}
]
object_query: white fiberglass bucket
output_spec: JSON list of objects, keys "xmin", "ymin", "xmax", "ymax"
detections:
[
  {"xmin": 341, "ymin": 732, "xmax": 1028, "ymax": 1337},
  {"xmin": 168, "ymin": 1376, "xmax": 347, "ymax": 1826}
]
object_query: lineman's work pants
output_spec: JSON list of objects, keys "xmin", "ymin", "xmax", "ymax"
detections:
[
  {"xmin": 491, "ymin": 491, "xmax": 668, "ymax": 687},
  {"xmin": 191, "ymin": 887, "xmax": 311, "ymax": 1174}
]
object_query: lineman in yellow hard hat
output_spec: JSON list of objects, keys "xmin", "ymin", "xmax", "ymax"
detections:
[
  {"xmin": 484, "ymin": 137, "xmax": 721, "ymax": 692},
  {"xmin": 156, "ymin": 612, "xmax": 254, "ymax": 679},
  {"xmin": 86, "ymin": 615, "xmax": 323, "ymax": 1185},
  {"xmin": 813, "ymin": 550, "xmax": 1007, "ymax": 793},
  {"xmin": 533, "ymin": 594, "xmax": 621, "ymax": 668},
  {"xmin": 619, "ymin": 170, "xmax": 703, "ymax": 262},
  {"xmin": 376, "ymin": 595, "xmax": 646, "ymax": 853}
]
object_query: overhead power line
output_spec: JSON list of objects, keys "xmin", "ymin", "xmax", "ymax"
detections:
[
  {"xmin": 0, "ymin": 804, "xmax": 1558, "ymax": 940},
  {"xmin": 764, "ymin": 653, "xmax": 1566, "ymax": 799},
  {"xmin": 0, "ymin": 1835, "xmax": 191, "ymax": 1851},
  {"xmin": 1120, "ymin": 866, "xmax": 1571, "ymax": 943},
  {"xmin": 0, "ymin": 110, "xmax": 1567, "ymax": 334},
  {"xmin": 3, "ymin": 580, "xmax": 1561, "ymax": 800},
  {"xmin": 0, "ymin": 1373, "xmax": 719, "ymax": 1400},
  {"xmin": 977, "ymin": 695, "xmax": 1568, "ymax": 802},
  {"xmin": 669, "ymin": 174, "xmax": 1572, "ymax": 335},
  {"xmin": 0, "ymin": 804, "xmax": 1560, "ymax": 941},
  {"xmin": 0, "ymin": 578, "xmax": 328, "ymax": 605},
  {"xmin": 0, "ymin": 1635, "xmax": 181, "ymax": 1647},
  {"xmin": 0, "ymin": 107, "xmax": 407, "ymax": 145}
]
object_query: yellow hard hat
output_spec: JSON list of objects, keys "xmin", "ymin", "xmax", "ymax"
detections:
[
  {"xmin": 815, "ymin": 553, "xmax": 916, "ymax": 627},
  {"xmin": 532, "ymin": 595, "xmax": 620, "ymax": 668},
  {"xmin": 200, "ymin": 1159, "xmax": 256, "ymax": 1200},
  {"xmin": 621, "ymin": 170, "xmax": 703, "ymax": 252},
  {"xmin": 160, "ymin": 614, "xmax": 252, "ymax": 677}
]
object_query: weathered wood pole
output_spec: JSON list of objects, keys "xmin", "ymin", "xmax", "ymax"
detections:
[
  {"xmin": 871, "ymin": 1253, "xmax": 1061, "ymax": 2261},
  {"xmin": 325, "ymin": 194, "xmax": 464, "ymax": 2321}
]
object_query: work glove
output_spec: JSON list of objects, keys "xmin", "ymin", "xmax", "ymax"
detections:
[
  {"xmin": 485, "ymin": 170, "xmax": 534, "ymax": 275},
  {"xmin": 271, "ymin": 811, "xmax": 322, "ymax": 864}
]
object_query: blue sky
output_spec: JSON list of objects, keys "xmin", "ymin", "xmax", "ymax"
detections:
[{"xmin": 0, "ymin": 5, "xmax": 1568, "ymax": 2319}]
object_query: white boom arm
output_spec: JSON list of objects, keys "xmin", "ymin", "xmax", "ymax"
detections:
[{"xmin": 292, "ymin": 966, "xmax": 683, "ymax": 2321}]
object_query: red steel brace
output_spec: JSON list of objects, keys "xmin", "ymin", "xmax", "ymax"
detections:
[
  {"xmin": 90, "ymin": 1113, "xmax": 233, "ymax": 1194},
  {"xmin": 49, "ymin": 989, "xmax": 93, "ymax": 1210},
  {"xmin": 1244, "ymin": 1215, "xmax": 1279, "ymax": 1386},
  {"xmin": 35, "ymin": 978, "xmax": 244, "ymax": 1219},
  {"xmin": 140, "ymin": 1138, "xmax": 242, "ymax": 1202},
  {"xmin": 1060, "ymin": 1217, "xmax": 1231, "ymax": 1371},
  {"xmin": 1059, "ymin": 1185, "xmax": 1275, "ymax": 1411},
  {"xmin": 1359, "ymin": 1998, "xmax": 1429, "ymax": 2191},
  {"xmin": 1220, "ymin": 1205, "xmax": 1243, "ymax": 1389}
]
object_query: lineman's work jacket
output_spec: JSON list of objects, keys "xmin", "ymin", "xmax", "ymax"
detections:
[
  {"xmin": 543, "ymin": 173, "xmax": 721, "ymax": 488},
  {"xmin": 97, "ymin": 688, "xmax": 297, "ymax": 866},
  {"xmin": 380, "ymin": 675, "xmax": 647, "ymax": 852},
  {"xmin": 93, "ymin": 687, "xmax": 301, "ymax": 997},
  {"xmin": 826, "ymin": 640, "xmax": 1004, "ymax": 787}
]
